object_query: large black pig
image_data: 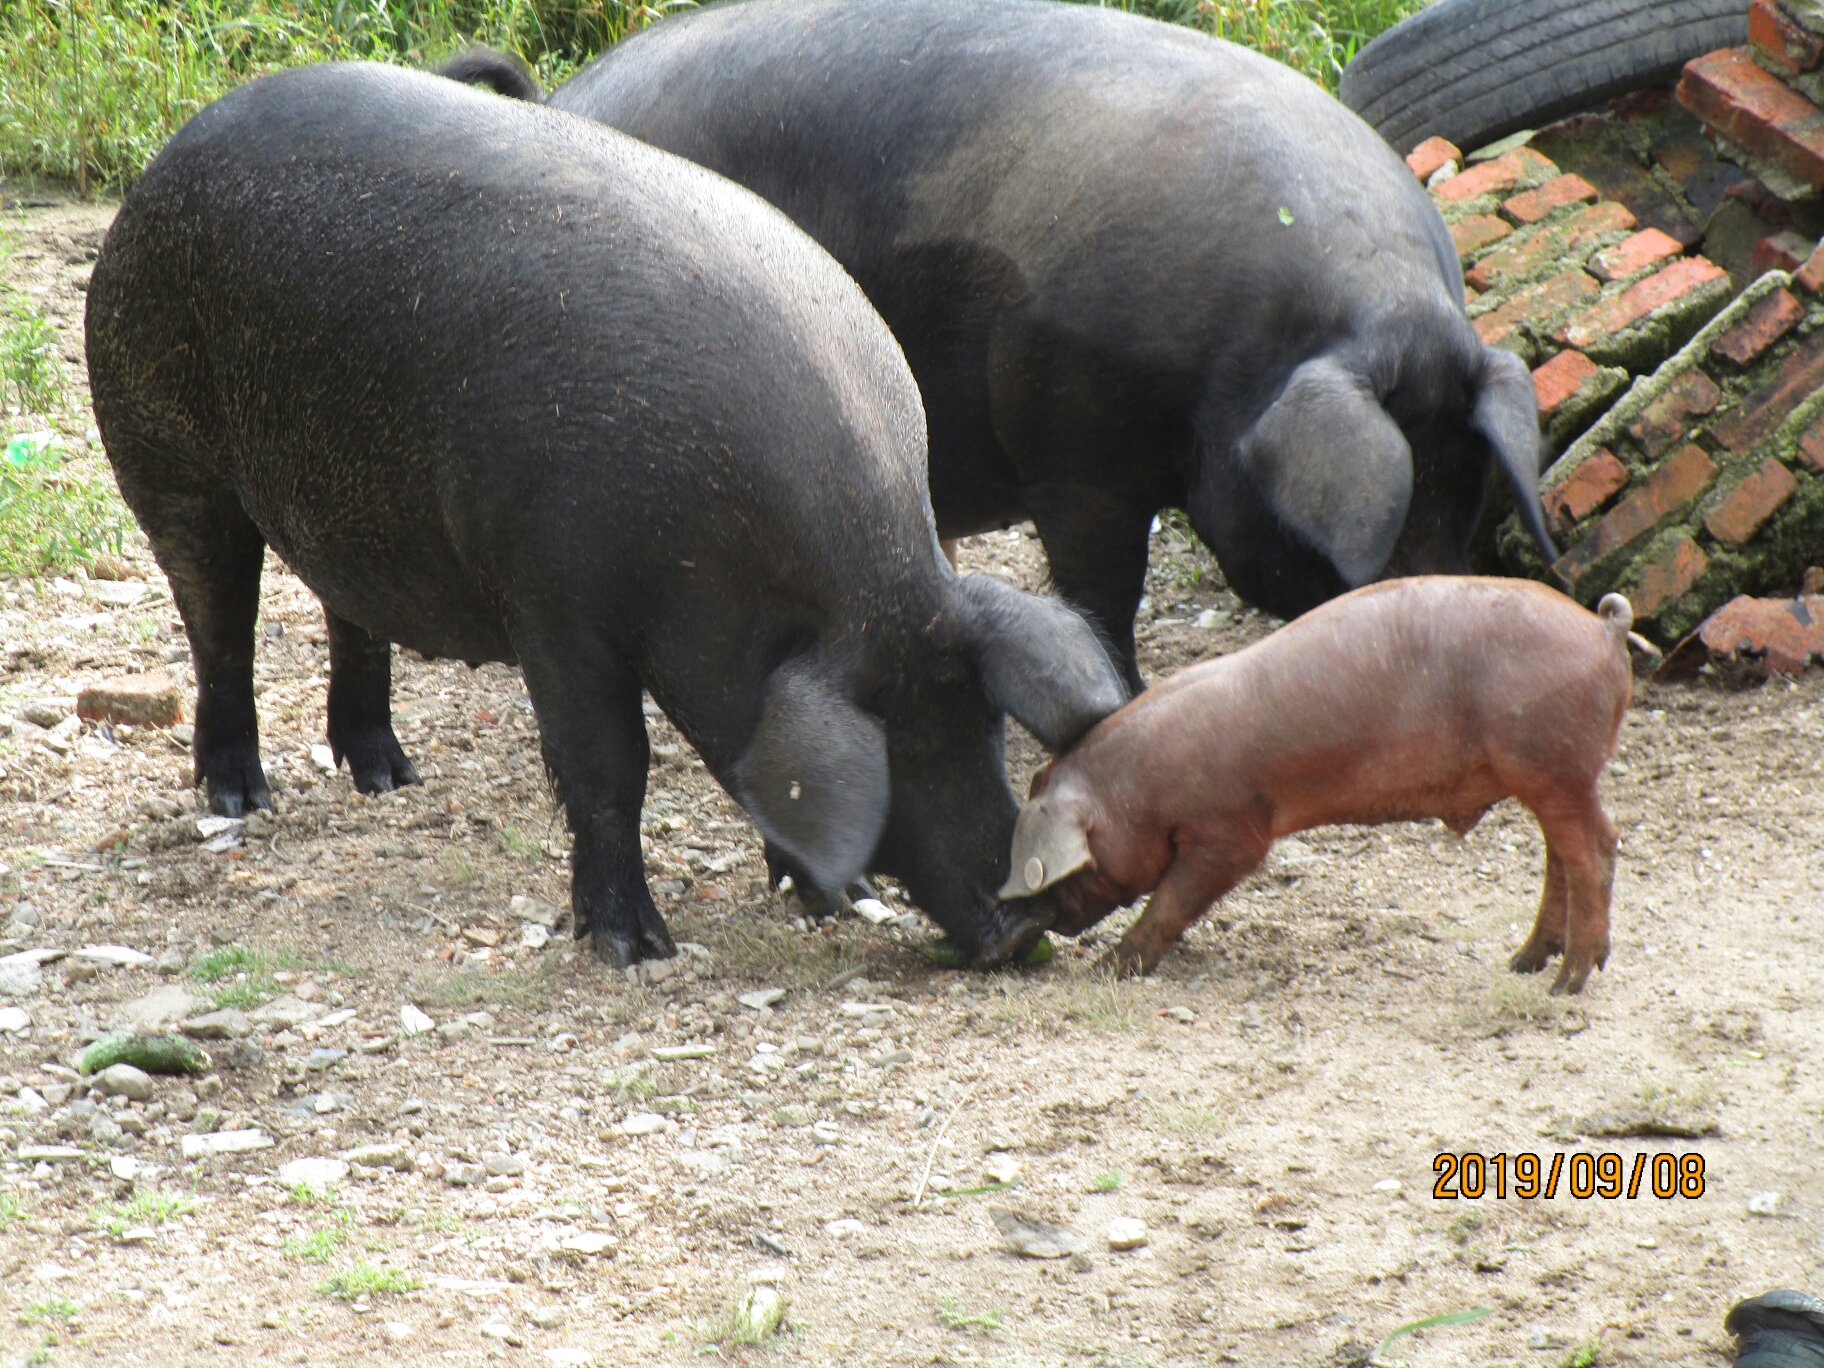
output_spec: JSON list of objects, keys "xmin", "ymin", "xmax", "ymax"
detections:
[
  {"xmin": 449, "ymin": 0, "xmax": 1558, "ymax": 689},
  {"xmin": 85, "ymin": 62, "xmax": 1125, "ymax": 968}
]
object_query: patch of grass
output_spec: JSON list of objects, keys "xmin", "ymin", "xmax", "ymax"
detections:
[
  {"xmin": 1097, "ymin": 0, "xmax": 1423, "ymax": 88},
  {"xmin": 604, "ymin": 1064, "xmax": 659, "ymax": 1101},
  {"xmin": 0, "ymin": 293, "xmax": 65, "ymax": 414},
  {"xmin": 314, "ymin": 1259, "xmax": 420, "ymax": 1300},
  {"xmin": 1153, "ymin": 1103, "xmax": 1225, "ymax": 1139},
  {"xmin": 0, "ymin": 1191, "xmax": 25, "ymax": 1227},
  {"xmin": 699, "ymin": 911, "xmax": 865, "ymax": 991},
  {"xmin": 1369, "ymin": 1305, "xmax": 1493, "ymax": 1368},
  {"xmin": 94, "ymin": 1189, "xmax": 196, "ymax": 1237},
  {"xmin": 286, "ymin": 1182, "xmax": 342, "ymax": 1209},
  {"xmin": 1063, "ymin": 968, "xmax": 1143, "ymax": 1033},
  {"xmin": 936, "ymin": 1297, "xmax": 1005, "ymax": 1334},
  {"xmin": 1461, "ymin": 978, "xmax": 1564, "ymax": 1036},
  {"xmin": 1092, "ymin": 1169, "xmax": 1125, "ymax": 1193},
  {"xmin": 284, "ymin": 1225, "xmax": 345, "ymax": 1263},
  {"xmin": 1446, "ymin": 1211, "xmax": 1483, "ymax": 1245},
  {"xmin": 1562, "ymin": 1338, "xmax": 1604, "ymax": 1368},
  {"xmin": 434, "ymin": 849, "xmax": 478, "ymax": 886},
  {"xmin": 404, "ymin": 959, "xmax": 562, "ymax": 1010},
  {"xmin": 0, "ymin": 439, "xmax": 129, "ymax": 577},
  {"xmin": 495, "ymin": 824, "xmax": 540, "ymax": 860},
  {"xmin": 20, "ymin": 1297, "xmax": 79, "ymax": 1325},
  {"xmin": 190, "ymin": 942, "xmax": 295, "ymax": 1008}
]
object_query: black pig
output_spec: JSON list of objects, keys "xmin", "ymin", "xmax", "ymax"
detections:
[
  {"xmin": 85, "ymin": 63, "xmax": 1125, "ymax": 967},
  {"xmin": 449, "ymin": 0, "xmax": 1558, "ymax": 690}
]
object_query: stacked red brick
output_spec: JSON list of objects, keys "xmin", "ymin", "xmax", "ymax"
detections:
[
  {"xmin": 1522, "ymin": 253, "xmax": 1824, "ymax": 643},
  {"xmin": 1678, "ymin": 0, "xmax": 1824, "ymax": 201},
  {"xmin": 1406, "ymin": 137, "xmax": 1736, "ymax": 449}
]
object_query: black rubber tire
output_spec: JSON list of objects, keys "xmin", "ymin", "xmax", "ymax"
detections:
[{"xmin": 1339, "ymin": 0, "xmax": 1749, "ymax": 155}]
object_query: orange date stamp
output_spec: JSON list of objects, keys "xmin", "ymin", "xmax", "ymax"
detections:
[{"xmin": 1433, "ymin": 1151, "xmax": 1706, "ymax": 1200}]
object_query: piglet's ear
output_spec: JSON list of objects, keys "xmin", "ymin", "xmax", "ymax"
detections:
[
  {"xmin": 998, "ymin": 794, "xmax": 1093, "ymax": 901},
  {"xmin": 957, "ymin": 574, "xmax": 1129, "ymax": 752},
  {"xmin": 732, "ymin": 656, "xmax": 888, "ymax": 897}
]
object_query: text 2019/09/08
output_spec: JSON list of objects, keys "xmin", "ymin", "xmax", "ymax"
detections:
[{"xmin": 1433, "ymin": 1152, "xmax": 1707, "ymax": 1201}]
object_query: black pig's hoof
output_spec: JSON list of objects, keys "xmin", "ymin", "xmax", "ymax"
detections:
[
  {"xmin": 331, "ymin": 729, "xmax": 421, "ymax": 795},
  {"xmin": 199, "ymin": 743, "xmax": 272, "ymax": 817},
  {"xmin": 587, "ymin": 905, "xmax": 678, "ymax": 968},
  {"xmin": 971, "ymin": 904, "xmax": 1053, "ymax": 969}
]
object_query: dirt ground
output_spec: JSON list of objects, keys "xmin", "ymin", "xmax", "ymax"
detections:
[{"xmin": 2, "ymin": 196, "xmax": 1821, "ymax": 1368}]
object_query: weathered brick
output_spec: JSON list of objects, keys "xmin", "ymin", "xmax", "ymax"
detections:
[
  {"xmin": 1407, "ymin": 136, "xmax": 1461, "ymax": 182},
  {"xmin": 1753, "ymin": 228, "xmax": 1817, "ymax": 275},
  {"xmin": 1799, "ymin": 416, "xmax": 1824, "ymax": 468},
  {"xmin": 76, "ymin": 673, "xmax": 183, "ymax": 729},
  {"xmin": 1677, "ymin": 48, "xmax": 1824, "ymax": 194},
  {"xmin": 1592, "ymin": 228, "xmax": 1686, "ymax": 282},
  {"xmin": 1450, "ymin": 214, "xmax": 1513, "ymax": 257},
  {"xmin": 1433, "ymin": 147, "xmax": 1557, "ymax": 203},
  {"xmin": 1555, "ymin": 444, "xmax": 1719, "ymax": 586},
  {"xmin": 1532, "ymin": 350, "xmax": 1599, "ymax": 414},
  {"xmin": 1630, "ymin": 533, "xmax": 1710, "ymax": 618},
  {"xmin": 1751, "ymin": 0, "xmax": 1824, "ymax": 76},
  {"xmin": 1696, "ymin": 591, "xmax": 1824, "ymax": 676},
  {"xmin": 1503, "ymin": 174, "xmax": 1600, "ymax": 225},
  {"xmin": 1472, "ymin": 269, "xmax": 1601, "ymax": 347},
  {"xmin": 1554, "ymin": 256, "xmax": 1732, "ymax": 356},
  {"xmin": 1543, "ymin": 447, "xmax": 1631, "ymax": 534},
  {"xmin": 1628, "ymin": 371, "xmax": 1724, "ymax": 458},
  {"xmin": 1467, "ymin": 201, "xmax": 1637, "ymax": 290},
  {"xmin": 1705, "ymin": 457, "xmax": 1802, "ymax": 543},
  {"xmin": 1711, "ymin": 333, "xmax": 1824, "ymax": 450},
  {"xmin": 1710, "ymin": 287, "xmax": 1806, "ymax": 367},
  {"xmin": 1797, "ymin": 237, "xmax": 1824, "ymax": 292}
]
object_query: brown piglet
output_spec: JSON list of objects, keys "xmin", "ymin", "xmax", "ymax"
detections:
[{"xmin": 1001, "ymin": 577, "xmax": 1635, "ymax": 992}]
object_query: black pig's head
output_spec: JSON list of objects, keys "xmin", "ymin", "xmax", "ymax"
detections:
[{"xmin": 732, "ymin": 572, "xmax": 1126, "ymax": 966}]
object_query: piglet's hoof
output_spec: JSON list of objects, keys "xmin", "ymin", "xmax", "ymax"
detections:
[
  {"xmin": 1507, "ymin": 941, "xmax": 1561, "ymax": 976},
  {"xmin": 1098, "ymin": 938, "xmax": 1156, "ymax": 980}
]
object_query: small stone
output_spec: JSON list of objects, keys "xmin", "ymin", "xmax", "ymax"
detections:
[
  {"xmin": 342, "ymin": 1142, "xmax": 414, "ymax": 1171},
  {"xmin": 650, "ymin": 1044, "xmax": 716, "ymax": 1062},
  {"xmin": 484, "ymin": 1175, "xmax": 514, "ymax": 1194},
  {"xmin": 509, "ymin": 894, "xmax": 565, "ymax": 929},
  {"xmin": 991, "ymin": 1208, "xmax": 1085, "ymax": 1259},
  {"xmin": 545, "ymin": 1351, "xmax": 594, "ymax": 1368},
  {"xmin": 444, "ymin": 1163, "xmax": 486, "ymax": 1187},
  {"xmin": 557, "ymin": 1231, "xmax": 615, "ymax": 1256},
  {"xmin": 0, "ymin": 961, "xmax": 43, "ymax": 996},
  {"xmin": 62, "ymin": 957, "xmax": 102, "ymax": 984},
  {"xmin": 519, "ymin": 924, "xmax": 551, "ymax": 952},
  {"xmin": 84, "ymin": 579, "xmax": 151, "ymax": 608},
  {"xmin": 181, "ymin": 1010, "xmax": 250, "ymax": 1040},
  {"xmin": 1106, "ymin": 1217, "xmax": 1149, "ymax": 1251},
  {"xmin": 21, "ymin": 698, "xmax": 72, "ymax": 728},
  {"xmin": 775, "ymin": 1105, "xmax": 814, "ymax": 1128},
  {"xmin": 118, "ymin": 985, "xmax": 210, "ymax": 1033},
  {"xmin": 109, "ymin": 1155, "xmax": 140, "ymax": 1181},
  {"xmin": 527, "ymin": 1306, "xmax": 566, "ymax": 1330},
  {"xmin": 839, "ymin": 1001, "xmax": 893, "ymax": 1019},
  {"xmin": 0, "ymin": 1007, "xmax": 29, "ymax": 1034},
  {"xmin": 1372, "ymin": 1179, "xmax": 1402, "ymax": 1195},
  {"xmin": 851, "ymin": 898, "xmax": 895, "ymax": 925},
  {"xmin": 461, "ymin": 925, "xmax": 501, "ymax": 948},
  {"xmin": 180, "ymin": 1129, "xmax": 272, "ymax": 1158},
  {"xmin": 483, "ymin": 1152, "xmax": 528, "ymax": 1177},
  {"xmin": 309, "ymin": 743, "xmax": 337, "ymax": 773},
  {"xmin": 76, "ymin": 673, "xmax": 182, "ymax": 728},
  {"xmin": 873, "ymin": 1048, "xmax": 913, "ymax": 1067},
  {"xmin": 1161, "ymin": 1006, "xmax": 1196, "ymax": 1023},
  {"xmin": 193, "ymin": 815, "xmax": 243, "ymax": 841},
  {"xmin": 738, "ymin": 989, "xmax": 787, "ymax": 1011},
  {"xmin": 72, "ymin": 944, "xmax": 155, "ymax": 969},
  {"xmin": 278, "ymin": 1157, "xmax": 350, "ymax": 1189},
  {"xmin": 305, "ymin": 1048, "xmax": 346, "ymax": 1072},
  {"xmin": 401, "ymin": 1004, "xmax": 433, "ymax": 1036},
  {"xmin": 1194, "ymin": 608, "xmax": 1228, "ymax": 630},
  {"xmin": 1747, "ymin": 1191, "xmax": 1784, "ymax": 1217},
  {"xmin": 20, "ymin": 1143, "xmax": 88, "ymax": 1163},
  {"xmin": 984, "ymin": 1154, "xmax": 1022, "ymax": 1185},
  {"xmin": 247, "ymin": 995, "xmax": 326, "ymax": 1028},
  {"xmin": 91, "ymin": 1063, "xmax": 155, "ymax": 1103},
  {"xmin": 620, "ymin": 1113, "xmax": 666, "ymax": 1136},
  {"xmin": 823, "ymin": 1218, "xmax": 866, "ymax": 1238}
]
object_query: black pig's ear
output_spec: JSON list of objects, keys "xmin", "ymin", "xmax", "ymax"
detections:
[
  {"xmin": 733, "ymin": 656, "xmax": 889, "ymax": 896},
  {"xmin": 958, "ymin": 575, "xmax": 1129, "ymax": 752},
  {"xmin": 1238, "ymin": 354, "xmax": 1413, "ymax": 587}
]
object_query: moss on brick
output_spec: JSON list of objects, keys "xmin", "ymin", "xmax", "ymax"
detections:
[
  {"xmin": 1574, "ymin": 270, "xmax": 1738, "ymax": 369},
  {"xmin": 1545, "ymin": 362, "xmax": 1632, "ymax": 446}
]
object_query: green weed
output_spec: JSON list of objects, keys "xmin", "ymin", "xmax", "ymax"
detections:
[
  {"xmin": 19, "ymin": 1297, "xmax": 79, "ymax": 1325},
  {"xmin": 0, "ymin": 442, "xmax": 128, "ymax": 576},
  {"xmin": 936, "ymin": 1297, "xmax": 1005, "ymax": 1334},
  {"xmin": 95, "ymin": 1189, "xmax": 196, "ymax": 1237},
  {"xmin": 1092, "ymin": 1169, "xmax": 1126, "ymax": 1192},
  {"xmin": 0, "ymin": 296, "xmax": 65, "ymax": 414},
  {"xmin": 314, "ymin": 1259, "xmax": 420, "ymax": 1300},
  {"xmin": 0, "ymin": 1192, "xmax": 24, "ymax": 1227}
]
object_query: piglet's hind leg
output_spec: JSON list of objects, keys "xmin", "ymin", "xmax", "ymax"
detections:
[
  {"xmin": 1509, "ymin": 848, "xmax": 1567, "ymax": 976},
  {"xmin": 1105, "ymin": 842, "xmax": 1264, "ymax": 978},
  {"xmin": 1531, "ymin": 791, "xmax": 1617, "ymax": 995}
]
